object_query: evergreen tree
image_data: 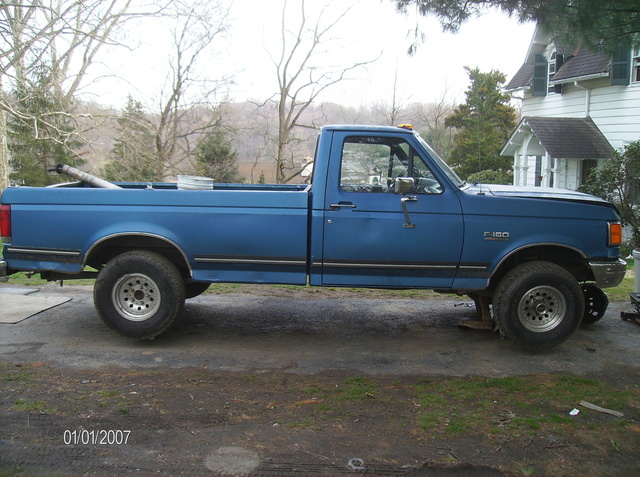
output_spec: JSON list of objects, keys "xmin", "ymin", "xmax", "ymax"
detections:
[
  {"xmin": 102, "ymin": 96, "xmax": 157, "ymax": 182},
  {"xmin": 394, "ymin": 0, "xmax": 640, "ymax": 53},
  {"xmin": 445, "ymin": 67, "xmax": 516, "ymax": 180},
  {"xmin": 579, "ymin": 141, "xmax": 640, "ymax": 249},
  {"xmin": 8, "ymin": 65, "xmax": 84, "ymax": 186},
  {"xmin": 194, "ymin": 127, "xmax": 240, "ymax": 183}
]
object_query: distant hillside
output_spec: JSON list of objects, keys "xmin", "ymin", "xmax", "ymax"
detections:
[{"xmin": 74, "ymin": 99, "xmax": 455, "ymax": 184}]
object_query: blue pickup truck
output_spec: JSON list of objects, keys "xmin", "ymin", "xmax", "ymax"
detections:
[{"xmin": 0, "ymin": 125, "xmax": 627, "ymax": 348}]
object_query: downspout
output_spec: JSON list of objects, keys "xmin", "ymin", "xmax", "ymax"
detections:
[{"xmin": 573, "ymin": 81, "xmax": 591, "ymax": 117}]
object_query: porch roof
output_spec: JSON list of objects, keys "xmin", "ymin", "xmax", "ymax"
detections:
[{"xmin": 501, "ymin": 117, "xmax": 615, "ymax": 158}]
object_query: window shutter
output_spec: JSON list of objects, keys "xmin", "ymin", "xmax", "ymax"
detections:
[
  {"xmin": 532, "ymin": 54, "xmax": 547, "ymax": 96},
  {"xmin": 611, "ymin": 47, "xmax": 630, "ymax": 86}
]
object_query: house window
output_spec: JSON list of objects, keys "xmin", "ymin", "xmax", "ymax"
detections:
[
  {"xmin": 547, "ymin": 51, "xmax": 564, "ymax": 94},
  {"xmin": 534, "ymin": 156, "xmax": 542, "ymax": 186},
  {"xmin": 548, "ymin": 52, "xmax": 557, "ymax": 94},
  {"xmin": 581, "ymin": 159, "xmax": 599, "ymax": 186},
  {"xmin": 633, "ymin": 47, "xmax": 640, "ymax": 83}
]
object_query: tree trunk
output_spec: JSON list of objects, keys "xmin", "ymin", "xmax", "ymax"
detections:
[{"xmin": 0, "ymin": 93, "xmax": 8, "ymax": 191}]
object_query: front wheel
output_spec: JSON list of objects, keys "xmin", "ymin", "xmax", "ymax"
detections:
[
  {"xmin": 493, "ymin": 261, "xmax": 585, "ymax": 350},
  {"xmin": 94, "ymin": 251, "xmax": 186, "ymax": 339}
]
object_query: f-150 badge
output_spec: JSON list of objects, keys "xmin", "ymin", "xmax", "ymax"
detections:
[{"xmin": 484, "ymin": 231, "xmax": 510, "ymax": 241}]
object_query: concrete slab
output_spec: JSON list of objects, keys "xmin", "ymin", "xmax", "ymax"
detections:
[
  {"xmin": 0, "ymin": 287, "xmax": 40, "ymax": 296},
  {"xmin": 0, "ymin": 293, "xmax": 71, "ymax": 324}
]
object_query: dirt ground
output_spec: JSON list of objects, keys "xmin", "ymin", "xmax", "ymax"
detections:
[{"xmin": 1, "ymin": 284, "xmax": 639, "ymax": 476}]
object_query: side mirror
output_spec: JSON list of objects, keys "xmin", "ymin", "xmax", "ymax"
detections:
[{"xmin": 394, "ymin": 177, "xmax": 414, "ymax": 195}]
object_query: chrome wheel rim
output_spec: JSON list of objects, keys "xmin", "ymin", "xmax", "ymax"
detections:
[
  {"xmin": 112, "ymin": 273, "xmax": 160, "ymax": 322},
  {"xmin": 518, "ymin": 285, "xmax": 566, "ymax": 332}
]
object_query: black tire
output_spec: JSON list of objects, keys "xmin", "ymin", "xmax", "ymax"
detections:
[
  {"xmin": 493, "ymin": 261, "xmax": 584, "ymax": 350},
  {"xmin": 185, "ymin": 281, "xmax": 211, "ymax": 299},
  {"xmin": 581, "ymin": 283, "xmax": 609, "ymax": 325},
  {"xmin": 94, "ymin": 250, "xmax": 186, "ymax": 339}
]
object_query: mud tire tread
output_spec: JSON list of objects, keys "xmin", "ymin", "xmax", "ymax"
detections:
[
  {"xmin": 94, "ymin": 250, "xmax": 185, "ymax": 339},
  {"xmin": 493, "ymin": 261, "xmax": 584, "ymax": 350}
]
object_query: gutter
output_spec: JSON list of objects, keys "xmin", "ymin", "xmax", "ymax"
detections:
[
  {"xmin": 572, "ymin": 81, "xmax": 591, "ymax": 117},
  {"xmin": 550, "ymin": 72, "xmax": 609, "ymax": 84}
]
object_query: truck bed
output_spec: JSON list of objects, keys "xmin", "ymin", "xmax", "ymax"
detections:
[{"xmin": 1, "ymin": 183, "xmax": 311, "ymax": 285}]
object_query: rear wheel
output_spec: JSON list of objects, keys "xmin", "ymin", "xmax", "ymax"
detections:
[
  {"xmin": 493, "ymin": 261, "xmax": 584, "ymax": 349},
  {"xmin": 94, "ymin": 251, "xmax": 185, "ymax": 339}
]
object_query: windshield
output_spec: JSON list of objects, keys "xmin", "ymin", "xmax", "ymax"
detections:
[{"xmin": 415, "ymin": 134, "xmax": 466, "ymax": 188}]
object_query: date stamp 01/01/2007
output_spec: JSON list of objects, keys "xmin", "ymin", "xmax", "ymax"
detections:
[{"xmin": 63, "ymin": 429, "xmax": 131, "ymax": 446}]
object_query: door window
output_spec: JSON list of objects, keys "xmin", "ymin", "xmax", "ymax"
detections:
[{"xmin": 339, "ymin": 136, "xmax": 442, "ymax": 194}]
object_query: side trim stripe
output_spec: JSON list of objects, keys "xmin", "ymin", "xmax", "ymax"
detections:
[
  {"xmin": 317, "ymin": 260, "xmax": 458, "ymax": 270},
  {"xmin": 315, "ymin": 260, "xmax": 490, "ymax": 273},
  {"xmin": 5, "ymin": 246, "xmax": 81, "ymax": 257},
  {"xmin": 195, "ymin": 255, "xmax": 306, "ymax": 266}
]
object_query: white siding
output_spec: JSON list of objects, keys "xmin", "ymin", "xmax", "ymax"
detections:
[
  {"xmin": 565, "ymin": 159, "xmax": 580, "ymax": 190},
  {"xmin": 589, "ymin": 83, "xmax": 640, "ymax": 149},
  {"xmin": 522, "ymin": 91, "xmax": 586, "ymax": 117},
  {"xmin": 516, "ymin": 157, "xmax": 582, "ymax": 190},
  {"xmin": 508, "ymin": 34, "xmax": 640, "ymax": 191},
  {"xmin": 520, "ymin": 80, "xmax": 640, "ymax": 151}
]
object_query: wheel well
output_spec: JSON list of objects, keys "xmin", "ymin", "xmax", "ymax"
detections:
[
  {"xmin": 85, "ymin": 235, "xmax": 191, "ymax": 278},
  {"xmin": 488, "ymin": 245, "xmax": 592, "ymax": 291}
]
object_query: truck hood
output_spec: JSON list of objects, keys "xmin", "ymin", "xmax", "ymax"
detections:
[{"xmin": 468, "ymin": 183, "xmax": 610, "ymax": 205}]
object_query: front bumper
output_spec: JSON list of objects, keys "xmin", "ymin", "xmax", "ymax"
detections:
[
  {"xmin": 0, "ymin": 259, "xmax": 7, "ymax": 283},
  {"xmin": 589, "ymin": 258, "xmax": 627, "ymax": 288}
]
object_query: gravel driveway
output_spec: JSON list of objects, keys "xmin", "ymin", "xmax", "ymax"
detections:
[{"xmin": 1, "ymin": 283, "xmax": 639, "ymax": 476}]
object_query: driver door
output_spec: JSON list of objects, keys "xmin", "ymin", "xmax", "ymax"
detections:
[{"xmin": 321, "ymin": 132, "xmax": 464, "ymax": 288}]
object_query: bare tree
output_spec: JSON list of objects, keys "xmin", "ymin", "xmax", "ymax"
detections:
[
  {"xmin": 0, "ymin": 0, "xmax": 158, "ymax": 189},
  {"xmin": 268, "ymin": 0, "xmax": 378, "ymax": 183},
  {"xmin": 386, "ymin": 68, "xmax": 409, "ymax": 126},
  {"xmin": 412, "ymin": 91, "xmax": 456, "ymax": 161},
  {"xmin": 152, "ymin": 0, "xmax": 230, "ymax": 181},
  {"xmin": 246, "ymin": 99, "xmax": 278, "ymax": 184}
]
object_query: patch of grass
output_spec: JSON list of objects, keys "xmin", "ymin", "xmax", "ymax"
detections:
[
  {"xmin": 605, "ymin": 262, "xmax": 635, "ymax": 302},
  {"xmin": 411, "ymin": 374, "xmax": 635, "ymax": 439},
  {"xmin": 301, "ymin": 385, "xmax": 331, "ymax": 400},
  {"xmin": 549, "ymin": 413, "xmax": 572, "ymax": 425},
  {"xmin": 334, "ymin": 377, "xmax": 379, "ymax": 401},
  {"xmin": 513, "ymin": 417, "xmax": 541, "ymax": 430},
  {"xmin": 13, "ymin": 399, "xmax": 48, "ymax": 413},
  {"xmin": 1, "ymin": 364, "xmax": 38, "ymax": 387},
  {"xmin": 96, "ymin": 390, "xmax": 120, "ymax": 398},
  {"xmin": 483, "ymin": 376, "xmax": 526, "ymax": 393},
  {"xmin": 418, "ymin": 411, "xmax": 448, "ymax": 432},
  {"xmin": 313, "ymin": 403, "xmax": 335, "ymax": 415},
  {"xmin": 288, "ymin": 417, "xmax": 315, "ymax": 429},
  {"xmin": 544, "ymin": 375, "xmax": 631, "ymax": 412}
]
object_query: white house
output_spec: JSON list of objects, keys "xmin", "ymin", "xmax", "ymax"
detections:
[{"xmin": 501, "ymin": 26, "xmax": 640, "ymax": 190}]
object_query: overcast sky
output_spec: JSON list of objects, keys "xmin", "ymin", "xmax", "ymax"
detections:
[{"xmin": 82, "ymin": 0, "xmax": 536, "ymax": 110}]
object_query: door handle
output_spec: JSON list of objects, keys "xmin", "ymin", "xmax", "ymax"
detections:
[{"xmin": 329, "ymin": 202, "xmax": 357, "ymax": 211}]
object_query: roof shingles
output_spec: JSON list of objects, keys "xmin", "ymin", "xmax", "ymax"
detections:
[
  {"xmin": 505, "ymin": 43, "xmax": 611, "ymax": 90},
  {"xmin": 525, "ymin": 117, "xmax": 614, "ymax": 159},
  {"xmin": 551, "ymin": 50, "xmax": 610, "ymax": 82}
]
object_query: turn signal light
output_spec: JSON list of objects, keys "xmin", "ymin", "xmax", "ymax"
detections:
[{"xmin": 608, "ymin": 221, "xmax": 622, "ymax": 246}]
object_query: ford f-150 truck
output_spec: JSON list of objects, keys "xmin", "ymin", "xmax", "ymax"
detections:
[{"xmin": 0, "ymin": 125, "xmax": 627, "ymax": 349}]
